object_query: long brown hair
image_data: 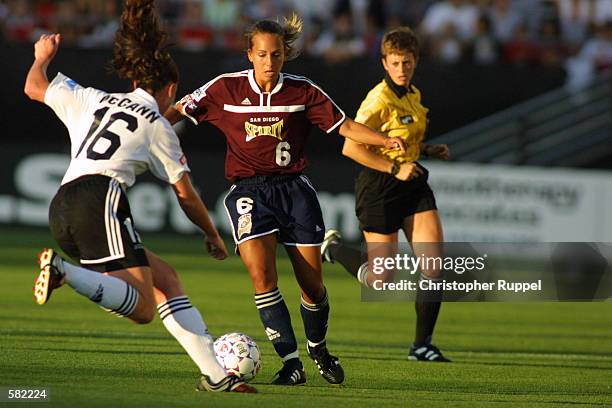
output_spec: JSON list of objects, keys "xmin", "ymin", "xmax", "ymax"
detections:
[
  {"xmin": 112, "ymin": 0, "xmax": 178, "ymax": 92},
  {"xmin": 245, "ymin": 13, "xmax": 303, "ymax": 61}
]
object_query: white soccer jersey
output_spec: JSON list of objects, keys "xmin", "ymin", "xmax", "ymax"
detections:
[{"xmin": 44, "ymin": 73, "xmax": 189, "ymax": 187}]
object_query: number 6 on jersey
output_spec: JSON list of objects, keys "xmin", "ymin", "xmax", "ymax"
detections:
[{"xmin": 275, "ymin": 141, "xmax": 291, "ymax": 166}]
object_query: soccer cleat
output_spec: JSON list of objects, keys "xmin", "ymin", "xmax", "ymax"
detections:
[
  {"xmin": 196, "ymin": 374, "xmax": 257, "ymax": 393},
  {"xmin": 307, "ymin": 343, "xmax": 344, "ymax": 384},
  {"xmin": 271, "ymin": 358, "xmax": 306, "ymax": 386},
  {"xmin": 408, "ymin": 344, "xmax": 451, "ymax": 362},
  {"xmin": 321, "ymin": 229, "xmax": 341, "ymax": 263},
  {"xmin": 34, "ymin": 248, "xmax": 66, "ymax": 305}
]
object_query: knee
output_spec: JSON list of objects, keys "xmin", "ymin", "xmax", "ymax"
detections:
[
  {"xmin": 132, "ymin": 293, "xmax": 156, "ymax": 324},
  {"xmin": 366, "ymin": 267, "xmax": 396, "ymax": 287},
  {"xmin": 377, "ymin": 269, "xmax": 396, "ymax": 283},
  {"xmin": 249, "ymin": 269, "xmax": 277, "ymax": 293},
  {"xmin": 421, "ymin": 269, "xmax": 443, "ymax": 279},
  {"xmin": 302, "ymin": 282, "xmax": 325, "ymax": 303},
  {"xmin": 131, "ymin": 307, "xmax": 155, "ymax": 324}
]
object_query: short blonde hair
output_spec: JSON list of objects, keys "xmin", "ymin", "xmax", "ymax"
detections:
[{"xmin": 381, "ymin": 27, "xmax": 419, "ymax": 59}]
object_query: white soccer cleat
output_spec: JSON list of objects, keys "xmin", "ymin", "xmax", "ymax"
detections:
[
  {"xmin": 34, "ymin": 248, "xmax": 66, "ymax": 305},
  {"xmin": 321, "ymin": 229, "xmax": 342, "ymax": 263},
  {"xmin": 196, "ymin": 374, "xmax": 257, "ymax": 393}
]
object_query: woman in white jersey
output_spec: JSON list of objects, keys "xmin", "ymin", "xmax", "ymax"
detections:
[{"xmin": 24, "ymin": 0, "xmax": 255, "ymax": 394}]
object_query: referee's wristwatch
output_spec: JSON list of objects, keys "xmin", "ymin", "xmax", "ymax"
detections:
[{"xmin": 390, "ymin": 161, "xmax": 401, "ymax": 176}]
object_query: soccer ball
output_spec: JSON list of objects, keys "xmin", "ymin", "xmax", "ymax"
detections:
[{"xmin": 213, "ymin": 332, "xmax": 262, "ymax": 382}]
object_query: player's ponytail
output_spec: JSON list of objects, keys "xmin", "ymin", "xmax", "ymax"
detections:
[
  {"xmin": 281, "ymin": 13, "xmax": 303, "ymax": 61},
  {"xmin": 246, "ymin": 13, "xmax": 303, "ymax": 61},
  {"xmin": 112, "ymin": 0, "xmax": 178, "ymax": 92}
]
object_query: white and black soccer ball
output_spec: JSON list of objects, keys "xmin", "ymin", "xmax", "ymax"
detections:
[{"xmin": 214, "ymin": 332, "xmax": 262, "ymax": 382}]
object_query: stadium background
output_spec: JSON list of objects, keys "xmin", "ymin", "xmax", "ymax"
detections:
[
  {"xmin": 0, "ymin": 1, "xmax": 611, "ymax": 407},
  {"xmin": 1, "ymin": 0, "xmax": 611, "ymax": 241}
]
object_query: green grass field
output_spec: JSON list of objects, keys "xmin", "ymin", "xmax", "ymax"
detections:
[{"xmin": 1, "ymin": 227, "xmax": 611, "ymax": 407}]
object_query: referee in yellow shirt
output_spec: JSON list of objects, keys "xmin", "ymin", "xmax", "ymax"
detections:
[{"xmin": 322, "ymin": 27, "xmax": 451, "ymax": 362}]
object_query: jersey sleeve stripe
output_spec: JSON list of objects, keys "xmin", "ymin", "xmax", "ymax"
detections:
[
  {"xmin": 197, "ymin": 70, "xmax": 249, "ymax": 97},
  {"xmin": 178, "ymin": 71, "xmax": 248, "ymax": 124},
  {"xmin": 283, "ymin": 73, "xmax": 347, "ymax": 133},
  {"xmin": 326, "ymin": 111, "xmax": 346, "ymax": 134}
]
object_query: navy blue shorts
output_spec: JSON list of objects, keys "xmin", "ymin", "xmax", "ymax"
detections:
[{"xmin": 224, "ymin": 174, "xmax": 325, "ymax": 246}]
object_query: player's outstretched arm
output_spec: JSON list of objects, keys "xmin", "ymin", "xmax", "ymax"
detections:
[
  {"xmin": 342, "ymin": 138, "xmax": 423, "ymax": 181},
  {"xmin": 338, "ymin": 118, "xmax": 406, "ymax": 153},
  {"xmin": 164, "ymin": 104, "xmax": 186, "ymax": 125},
  {"xmin": 171, "ymin": 173, "xmax": 228, "ymax": 260},
  {"xmin": 24, "ymin": 34, "xmax": 61, "ymax": 103}
]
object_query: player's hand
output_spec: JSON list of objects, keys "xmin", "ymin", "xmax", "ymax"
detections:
[
  {"xmin": 425, "ymin": 144, "xmax": 450, "ymax": 160},
  {"xmin": 205, "ymin": 234, "xmax": 229, "ymax": 260},
  {"xmin": 384, "ymin": 137, "xmax": 406, "ymax": 153},
  {"xmin": 395, "ymin": 162, "xmax": 424, "ymax": 181},
  {"xmin": 34, "ymin": 33, "xmax": 61, "ymax": 63}
]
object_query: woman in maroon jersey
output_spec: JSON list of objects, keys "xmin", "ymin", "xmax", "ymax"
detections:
[{"xmin": 165, "ymin": 14, "xmax": 406, "ymax": 386}]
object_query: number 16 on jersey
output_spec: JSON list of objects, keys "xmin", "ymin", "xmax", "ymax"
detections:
[{"xmin": 76, "ymin": 107, "xmax": 138, "ymax": 160}]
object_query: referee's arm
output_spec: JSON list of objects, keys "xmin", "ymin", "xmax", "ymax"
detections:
[
  {"xmin": 342, "ymin": 138, "xmax": 422, "ymax": 181},
  {"xmin": 342, "ymin": 138, "xmax": 393, "ymax": 173}
]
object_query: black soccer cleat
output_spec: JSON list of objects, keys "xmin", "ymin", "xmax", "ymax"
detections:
[
  {"xmin": 34, "ymin": 248, "xmax": 66, "ymax": 305},
  {"xmin": 307, "ymin": 343, "xmax": 344, "ymax": 384},
  {"xmin": 408, "ymin": 344, "xmax": 451, "ymax": 362},
  {"xmin": 271, "ymin": 358, "xmax": 306, "ymax": 386},
  {"xmin": 196, "ymin": 374, "xmax": 257, "ymax": 393}
]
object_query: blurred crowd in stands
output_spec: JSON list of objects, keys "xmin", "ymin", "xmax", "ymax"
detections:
[{"xmin": 1, "ymin": 0, "xmax": 611, "ymax": 84}]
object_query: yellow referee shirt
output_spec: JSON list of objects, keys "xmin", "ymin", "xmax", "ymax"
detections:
[{"xmin": 355, "ymin": 75, "xmax": 428, "ymax": 163}]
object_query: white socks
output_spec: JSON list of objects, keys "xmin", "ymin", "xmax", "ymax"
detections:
[
  {"xmin": 61, "ymin": 261, "xmax": 139, "ymax": 317},
  {"xmin": 158, "ymin": 296, "xmax": 227, "ymax": 383},
  {"xmin": 60, "ymin": 260, "xmax": 226, "ymax": 381}
]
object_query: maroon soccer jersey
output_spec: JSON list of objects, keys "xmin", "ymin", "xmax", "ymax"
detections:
[{"xmin": 179, "ymin": 69, "xmax": 346, "ymax": 181}]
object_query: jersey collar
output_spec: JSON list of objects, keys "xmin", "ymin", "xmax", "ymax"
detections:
[
  {"xmin": 384, "ymin": 74, "xmax": 414, "ymax": 99},
  {"xmin": 248, "ymin": 69, "xmax": 284, "ymax": 95}
]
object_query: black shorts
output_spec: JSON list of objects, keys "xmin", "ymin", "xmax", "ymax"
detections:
[
  {"xmin": 48, "ymin": 175, "xmax": 148, "ymax": 272},
  {"xmin": 355, "ymin": 163, "xmax": 437, "ymax": 234},
  {"xmin": 224, "ymin": 174, "xmax": 325, "ymax": 246}
]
